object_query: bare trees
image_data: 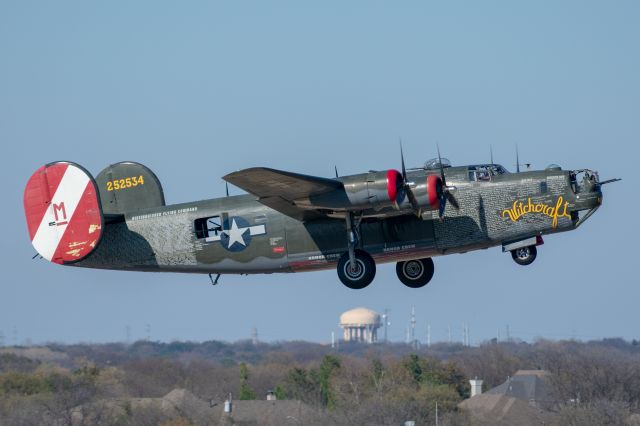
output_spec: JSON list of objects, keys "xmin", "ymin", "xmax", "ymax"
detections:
[{"xmin": 2, "ymin": 338, "xmax": 640, "ymax": 425}]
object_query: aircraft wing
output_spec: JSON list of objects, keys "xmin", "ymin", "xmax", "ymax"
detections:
[{"xmin": 223, "ymin": 167, "xmax": 343, "ymax": 220}]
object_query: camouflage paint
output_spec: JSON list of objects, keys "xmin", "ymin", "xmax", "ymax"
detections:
[{"xmin": 74, "ymin": 166, "xmax": 602, "ymax": 275}]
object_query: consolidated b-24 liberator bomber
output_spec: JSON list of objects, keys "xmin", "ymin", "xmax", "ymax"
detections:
[{"xmin": 24, "ymin": 148, "xmax": 619, "ymax": 289}]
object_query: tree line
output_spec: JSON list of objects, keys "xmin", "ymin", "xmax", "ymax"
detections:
[{"xmin": 1, "ymin": 338, "xmax": 639, "ymax": 425}]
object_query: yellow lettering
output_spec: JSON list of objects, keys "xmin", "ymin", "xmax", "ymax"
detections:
[
  {"xmin": 107, "ymin": 176, "xmax": 145, "ymax": 191},
  {"xmin": 502, "ymin": 209, "xmax": 516, "ymax": 221},
  {"xmin": 551, "ymin": 197, "xmax": 562, "ymax": 228},
  {"xmin": 523, "ymin": 198, "xmax": 534, "ymax": 214},
  {"xmin": 502, "ymin": 196, "xmax": 572, "ymax": 229}
]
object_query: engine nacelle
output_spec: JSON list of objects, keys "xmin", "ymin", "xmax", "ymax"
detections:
[
  {"xmin": 343, "ymin": 169, "xmax": 405, "ymax": 209},
  {"xmin": 296, "ymin": 169, "xmax": 404, "ymax": 211},
  {"xmin": 390, "ymin": 172, "xmax": 443, "ymax": 215},
  {"xmin": 295, "ymin": 169, "xmax": 443, "ymax": 215},
  {"xmin": 410, "ymin": 174, "xmax": 442, "ymax": 211}
]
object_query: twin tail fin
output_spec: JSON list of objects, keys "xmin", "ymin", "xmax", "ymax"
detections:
[{"xmin": 24, "ymin": 161, "xmax": 164, "ymax": 264}]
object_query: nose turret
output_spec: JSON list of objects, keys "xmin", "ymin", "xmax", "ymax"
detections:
[
  {"xmin": 569, "ymin": 168, "xmax": 620, "ymax": 227},
  {"xmin": 570, "ymin": 169, "xmax": 602, "ymax": 210}
]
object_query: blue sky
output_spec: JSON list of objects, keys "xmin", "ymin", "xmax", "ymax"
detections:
[{"xmin": 1, "ymin": 1, "xmax": 637, "ymax": 345}]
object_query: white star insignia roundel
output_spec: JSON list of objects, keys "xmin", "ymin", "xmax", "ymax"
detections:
[
  {"xmin": 226, "ymin": 218, "xmax": 249, "ymax": 248},
  {"xmin": 203, "ymin": 216, "xmax": 267, "ymax": 251}
]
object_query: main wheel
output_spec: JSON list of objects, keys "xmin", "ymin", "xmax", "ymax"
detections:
[
  {"xmin": 396, "ymin": 258, "xmax": 435, "ymax": 288},
  {"xmin": 511, "ymin": 245, "xmax": 537, "ymax": 266},
  {"xmin": 337, "ymin": 250, "xmax": 376, "ymax": 289}
]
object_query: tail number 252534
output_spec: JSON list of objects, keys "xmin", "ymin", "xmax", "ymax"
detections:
[{"xmin": 106, "ymin": 175, "xmax": 145, "ymax": 191}]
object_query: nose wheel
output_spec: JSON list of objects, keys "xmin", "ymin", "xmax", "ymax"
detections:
[
  {"xmin": 396, "ymin": 258, "xmax": 435, "ymax": 288},
  {"xmin": 511, "ymin": 245, "xmax": 537, "ymax": 266},
  {"xmin": 337, "ymin": 250, "xmax": 376, "ymax": 289}
]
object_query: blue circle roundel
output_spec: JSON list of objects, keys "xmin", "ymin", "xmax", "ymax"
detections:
[{"xmin": 219, "ymin": 216, "xmax": 253, "ymax": 252}]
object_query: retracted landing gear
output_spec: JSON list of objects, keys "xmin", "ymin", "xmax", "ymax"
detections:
[
  {"xmin": 396, "ymin": 258, "xmax": 434, "ymax": 288},
  {"xmin": 337, "ymin": 212, "xmax": 376, "ymax": 289},
  {"xmin": 511, "ymin": 245, "xmax": 537, "ymax": 266}
]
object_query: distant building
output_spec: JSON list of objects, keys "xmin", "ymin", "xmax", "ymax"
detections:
[
  {"xmin": 70, "ymin": 388, "xmax": 318, "ymax": 425},
  {"xmin": 339, "ymin": 307, "xmax": 381, "ymax": 343},
  {"xmin": 459, "ymin": 370, "xmax": 556, "ymax": 426},
  {"xmin": 484, "ymin": 370, "xmax": 555, "ymax": 407}
]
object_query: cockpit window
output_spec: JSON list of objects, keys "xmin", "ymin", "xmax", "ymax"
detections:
[
  {"xmin": 424, "ymin": 158, "xmax": 452, "ymax": 170},
  {"xmin": 493, "ymin": 165, "xmax": 508, "ymax": 174},
  {"xmin": 468, "ymin": 164, "xmax": 508, "ymax": 181}
]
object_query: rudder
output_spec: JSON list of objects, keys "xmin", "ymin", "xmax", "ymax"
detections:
[
  {"xmin": 95, "ymin": 162, "xmax": 165, "ymax": 215},
  {"xmin": 24, "ymin": 162, "xmax": 104, "ymax": 264}
]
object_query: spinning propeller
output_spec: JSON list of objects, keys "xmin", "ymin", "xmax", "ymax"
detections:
[
  {"xmin": 435, "ymin": 145, "xmax": 459, "ymax": 219},
  {"xmin": 400, "ymin": 142, "xmax": 421, "ymax": 216},
  {"xmin": 398, "ymin": 143, "xmax": 459, "ymax": 219}
]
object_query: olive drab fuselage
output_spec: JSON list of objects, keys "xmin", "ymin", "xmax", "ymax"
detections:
[{"xmin": 74, "ymin": 165, "xmax": 604, "ymax": 275}]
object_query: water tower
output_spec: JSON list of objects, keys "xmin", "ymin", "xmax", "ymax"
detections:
[{"xmin": 339, "ymin": 307, "xmax": 382, "ymax": 343}]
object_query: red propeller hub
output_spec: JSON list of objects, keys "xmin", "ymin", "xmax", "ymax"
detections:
[
  {"xmin": 427, "ymin": 174, "xmax": 442, "ymax": 209},
  {"xmin": 386, "ymin": 169, "xmax": 404, "ymax": 204}
]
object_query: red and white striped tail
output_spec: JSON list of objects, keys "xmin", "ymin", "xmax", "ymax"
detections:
[{"xmin": 24, "ymin": 162, "xmax": 103, "ymax": 264}]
